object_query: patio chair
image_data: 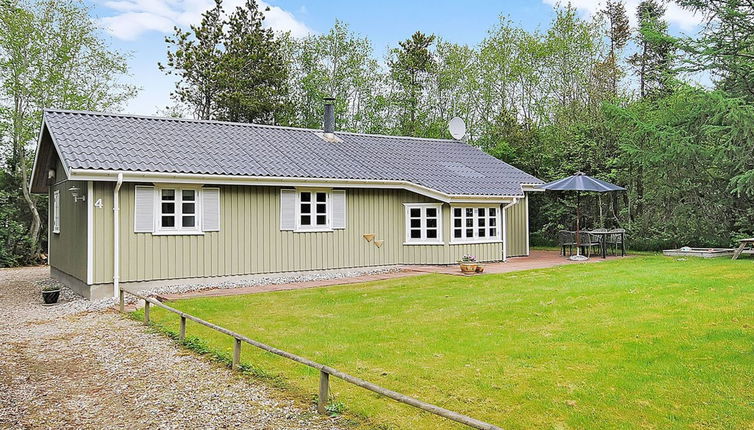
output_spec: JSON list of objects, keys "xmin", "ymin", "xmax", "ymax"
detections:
[
  {"xmin": 578, "ymin": 231, "xmax": 602, "ymax": 257},
  {"xmin": 558, "ymin": 230, "xmax": 577, "ymax": 256},
  {"xmin": 607, "ymin": 229, "xmax": 626, "ymax": 256}
]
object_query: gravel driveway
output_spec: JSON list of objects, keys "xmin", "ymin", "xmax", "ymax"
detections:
[{"xmin": 0, "ymin": 266, "xmax": 343, "ymax": 430}]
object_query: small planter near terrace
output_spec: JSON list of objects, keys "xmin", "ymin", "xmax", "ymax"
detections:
[
  {"xmin": 41, "ymin": 284, "xmax": 61, "ymax": 305},
  {"xmin": 458, "ymin": 254, "xmax": 478, "ymax": 274}
]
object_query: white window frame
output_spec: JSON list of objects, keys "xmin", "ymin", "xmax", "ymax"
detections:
[
  {"xmin": 403, "ymin": 203, "xmax": 443, "ymax": 245},
  {"xmin": 295, "ymin": 188, "xmax": 332, "ymax": 232},
  {"xmin": 450, "ymin": 204, "xmax": 502, "ymax": 244},
  {"xmin": 153, "ymin": 185, "xmax": 203, "ymax": 235},
  {"xmin": 52, "ymin": 189, "xmax": 60, "ymax": 234}
]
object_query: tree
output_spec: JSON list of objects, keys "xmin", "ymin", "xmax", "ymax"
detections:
[
  {"xmin": 161, "ymin": 0, "xmax": 289, "ymax": 123},
  {"xmin": 216, "ymin": 0, "xmax": 289, "ymax": 123},
  {"xmin": 600, "ymin": 0, "xmax": 630, "ymax": 95},
  {"xmin": 160, "ymin": 0, "xmax": 224, "ymax": 120},
  {"xmin": 287, "ymin": 20, "xmax": 382, "ymax": 131},
  {"xmin": 388, "ymin": 31, "xmax": 436, "ymax": 136},
  {"xmin": 0, "ymin": 0, "xmax": 135, "ymax": 262},
  {"xmin": 676, "ymin": 0, "xmax": 754, "ymax": 100},
  {"xmin": 628, "ymin": 0, "xmax": 676, "ymax": 98}
]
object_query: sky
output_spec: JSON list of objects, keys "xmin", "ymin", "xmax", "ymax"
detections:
[{"xmin": 87, "ymin": 0, "xmax": 704, "ymax": 116}]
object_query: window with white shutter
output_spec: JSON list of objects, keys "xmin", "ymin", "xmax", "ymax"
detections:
[
  {"xmin": 280, "ymin": 189, "xmax": 296, "ymax": 230},
  {"xmin": 52, "ymin": 190, "xmax": 60, "ymax": 234},
  {"xmin": 202, "ymin": 188, "xmax": 220, "ymax": 231},
  {"xmin": 331, "ymin": 190, "xmax": 346, "ymax": 229},
  {"xmin": 134, "ymin": 185, "xmax": 155, "ymax": 233}
]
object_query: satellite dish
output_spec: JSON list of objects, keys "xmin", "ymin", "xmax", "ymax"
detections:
[{"xmin": 448, "ymin": 117, "xmax": 466, "ymax": 140}]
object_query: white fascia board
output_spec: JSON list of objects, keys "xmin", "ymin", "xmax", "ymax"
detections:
[
  {"xmin": 521, "ymin": 184, "xmax": 545, "ymax": 192},
  {"xmin": 69, "ymin": 169, "xmax": 524, "ymax": 204}
]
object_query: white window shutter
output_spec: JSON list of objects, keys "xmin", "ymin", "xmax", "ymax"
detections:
[
  {"xmin": 52, "ymin": 190, "xmax": 60, "ymax": 233},
  {"xmin": 280, "ymin": 189, "xmax": 296, "ymax": 230},
  {"xmin": 202, "ymin": 188, "xmax": 220, "ymax": 231},
  {"xmin": 332, "ymin": 190, "xmax": 346, "ymax": 229},
  {"xmin": 134, "ymin": 185, "xmax": 155, "ymax": 233}
]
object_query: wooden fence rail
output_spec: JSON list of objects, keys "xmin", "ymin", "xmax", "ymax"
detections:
[{"xmin": 120, "ymin": 289, "xmax": 502, "ymax": 430}]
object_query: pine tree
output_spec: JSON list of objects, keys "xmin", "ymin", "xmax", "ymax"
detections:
[{"xmin": 388, "ymin": 31, "xmax": 436, "ymax": 136}]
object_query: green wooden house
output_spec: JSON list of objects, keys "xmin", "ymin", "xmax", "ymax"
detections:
[{"xmin": 30, "ymin": 107, "xmax": 542, "ymax": 299}]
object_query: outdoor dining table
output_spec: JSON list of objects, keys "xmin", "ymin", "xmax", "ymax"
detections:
[{"xmin": 585, "ymin": 230, "xmax": 626, "ymax": 259}]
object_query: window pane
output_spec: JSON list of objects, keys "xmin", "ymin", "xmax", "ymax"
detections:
[
  {"xmin": 316, "ymin": 203, "xmax": 327, "ymax": 214},
  {"xmin": 162, "ymin": 189, "xmax": 175, "ymax": 200},
  {"xmin": 316, "ymin": 215, "xmax": 327, "ymax": 225},
  {"xmin": 478, "ymin": 218, "xmax": 485, "ymax": 227},
  {"xmin": 410, "ymin": 229, "xmax": 421, "ymax": 239},
  {"xmin": 478, "ymin": 208, "xmax": 486, "ymax": 217},
  {"xmin": 489, "ymin": 208, "xmax": 496, "ymax": 216},
  {"xmin": 182, "ymin": 190, "xmax": 195, "ymax": 201},
  {"xmin": 316, "ymin": 192, "xmax": 327, "ymax": 202},
  {"xmin": 490, "ymin": 228, "xmax": 497, "ymax": 237},
  {"xmin": 182, "ymin": 216, "xmax": 195, "ymax": 228},
  {"xmin": 454, "ymin": 218, "xmax": 462, "ymax": 227},
  {"xmin": 454, "ymin": 208, "xmax": 461, "ymax": 217},
  {"xmin": 478, "ymin": 228, "xmax": 486, "ymax": 237},
  {"xmin": 489, "ymin": 218, "xmax": 496, "ymax": 226},
  {"xmin": 410, "ymin": 208, "xmax": 421, "ymax": 218},
  {"xmin": 301, "ymin": 203, "xmax": 311, "ymax": 214},
  {"xmin": 162, "ymin": 216, "xmax": 175, "ymax": 227},
  {"xmin": 410, "ymin": 219, "xmax": 421, "ymax": 228},
  {"xmin": 427, "ymin": 218, "xmax": 437, "ymax": 228},
  {"xmin": 182, "ymin": 202, "xmax": 195, "ymax": 214},
  {"xmin": 426, "ymin": 229, "xmax": 437, "ymax": 239},
  {"xmin": 426, "ymin": 208, "xmax": 437, "ymax": 218},
  {"xmin": 466, "ymin": 228, "xmax": 473, "ymax": 237},
  {"xmin": 162, "ymin": 202, "xmax": 175, "ymax": 214},
  {"xmin": 466, "ymin": 218, "xmax": 473, "ymax": 227},
  {"xmin": 454, "ymin": 229, "xmax": 462, "ymax": 238},
  {"xmin": 465, "ymin": 208, "xmax": 473, "ymax": 217},
  {"xmin": 300, "ymin": 192, "xmax": 311, "ymax": 202},
  {"xmin": 301, "ymin": 215, "xmax": 311, "ymax": 225}
]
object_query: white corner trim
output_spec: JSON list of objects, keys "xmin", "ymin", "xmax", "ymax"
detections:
[
  {"xmin": 525, "ymin": 195, "xmax": 530, "ymax": 255},
  {"xmin": 86, "ymin": 181, "xmax": 94, "ymax": 285}
]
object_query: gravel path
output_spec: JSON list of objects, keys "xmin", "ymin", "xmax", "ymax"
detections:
[{"xmin": 0, "ymin": 266, "xmax": 344, "ymax": 430}]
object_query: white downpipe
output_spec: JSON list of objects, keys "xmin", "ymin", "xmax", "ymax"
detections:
[
  {"xmin": 113, "ymin": 173, "xmax": 123, "ymax": 298},
  {"xmin": 501, "ymin": 198, "xmax": 519, "ymax": 262}
]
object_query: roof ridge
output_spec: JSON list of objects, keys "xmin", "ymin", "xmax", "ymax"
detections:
[{"xmin": 43, "ymin": 109, "xmax": 462, "ymax": 144}]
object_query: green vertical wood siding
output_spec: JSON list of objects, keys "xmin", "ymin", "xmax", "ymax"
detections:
[
  {"xmin": 48, "ymin": 177, "xmax": 88, "ymax": 282},
  {"xmin": 91, "ymin": 183, "xmax": 531, "ymax": 284},
  {"xmin": 505, "ymin": 195, "xmax": 529, "ymax": 257}
]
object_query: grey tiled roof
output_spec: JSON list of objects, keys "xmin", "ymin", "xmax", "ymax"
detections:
[{"xmin": 43, "ymin": 110, "xmax": 542, "ymax": 197}]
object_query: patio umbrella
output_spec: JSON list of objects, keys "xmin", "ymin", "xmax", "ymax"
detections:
[{"xmin": 540, "ymin": 172, "xmax": 625, "ymax": 260}]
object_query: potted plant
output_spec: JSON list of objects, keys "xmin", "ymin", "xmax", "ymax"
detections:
[
  {"xmin": 458, "ymin": 254, "xmax": 477, "ymax": 273},
  {"xmin": 41, "ymin": 284, "xmax": 61, "ymax": 305}
]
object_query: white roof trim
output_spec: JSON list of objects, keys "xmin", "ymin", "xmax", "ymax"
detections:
[{"xmin": 68, "ymin": 169, "xmax": 532, "ymax": 204}]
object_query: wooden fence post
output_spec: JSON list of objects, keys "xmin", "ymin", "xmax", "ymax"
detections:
[
  {"xmin": 179, "ymin": 316, "xmax": 186, "ymax": 341},
  {"xmin": 119, "ymin": 289, "xmax": 125, "ymax": 313},
  {"xmin": 144, "ymin": 300, "xmax": 150, "ymax": 324},
  {"xmin": 318, "ymin": 370, "xmax": 330, "ymax": 415},
  {"xmin": 232, "ymin": 338, "xmax": 242, "ymax": 370}
]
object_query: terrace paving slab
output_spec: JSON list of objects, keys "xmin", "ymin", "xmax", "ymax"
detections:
[{"xmin": 160, "ymin": 250, "xmax": 614, "ymax": 301}]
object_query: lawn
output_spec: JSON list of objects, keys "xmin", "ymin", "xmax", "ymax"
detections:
[{"xmin": 144, "ymin": 256, "xmax": 754, "ymax": 429}]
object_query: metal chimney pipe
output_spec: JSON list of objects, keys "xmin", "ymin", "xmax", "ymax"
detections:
[{"xmin": 323, "ymin": 97, "xmax": 335, "ymax": 136}]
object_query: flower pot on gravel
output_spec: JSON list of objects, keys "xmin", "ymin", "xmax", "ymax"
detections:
[{"xmin": 42, "ymin": 288, "xmax": 60, "ymax": 305}]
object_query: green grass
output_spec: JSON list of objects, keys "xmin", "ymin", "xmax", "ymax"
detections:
[{"xmin": 144, "ymin": 256, "xmax": 754, "ymax": 429}]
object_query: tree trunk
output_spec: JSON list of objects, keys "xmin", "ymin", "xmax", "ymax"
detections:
[{"xmin": 20, "ymin": 159, "xmax": 41, "ymax": 259}]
